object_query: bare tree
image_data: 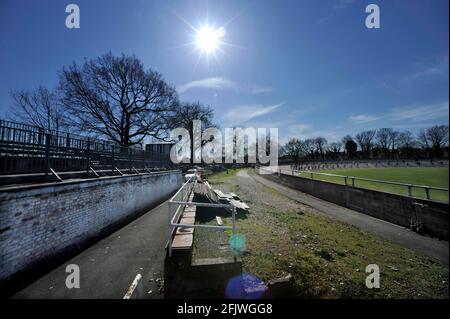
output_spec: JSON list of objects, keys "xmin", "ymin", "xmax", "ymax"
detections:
[
  {"xmin": 417, "ymin": 129, "xmax": 430, "ymax": 150},
  {"xmin": 426, "ymin": 125, "xmax": 449, "ymax": 157},
  {"xmin": 355, "ymin": 130, "xmax": 376, "ymax": 158},
  {"xmin": 303, "ymin": 139, "xmax": 316, "ymax": 159},
  {"xmin": 329, "ymin": 142, "xmax": 342, "ymax": 153},
  {"xmin": 314, "ymin": 137, "xmax": 328, "ymax": 159},
  {"xmin": 376, "ymin": 128, "xmax": 392, "ymax": 158},
  {"xmin": 283, "ymin": 138, "xmax": 304, "ymax": 159},
  {"xmin": 389, "ymin": 129, "xmax": 400, "ymax": 157},
  {"xmin": 58, "ymin": 53, "xmax": 179, "ymax": 146},
  {"xmin": 398, "ymin": 131, "xmax": 415, "ymax": 158},
  {"xmin": 342, "ymin": 135, "xmax": 356, "ymax": 158},
  {"xmin": 169, "ymin": 101, "xmax": 215, "ymax": 161},
  {"xmin": 10, "ymin": 86, "xmax": 64, "ymax": 132}
]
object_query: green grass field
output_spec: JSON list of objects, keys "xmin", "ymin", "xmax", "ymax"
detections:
[{"xmin": 306, "ymin": 167, "xmax": 449, "ymax": 202}]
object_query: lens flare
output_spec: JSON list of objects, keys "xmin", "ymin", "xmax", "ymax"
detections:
[{"xmin": 195, "ymin": 25, "xmax": 225, "ymax": 54}]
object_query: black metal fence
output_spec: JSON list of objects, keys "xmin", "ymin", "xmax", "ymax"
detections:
[{"xmin": 0, "ymin": 119, "xmax": 173, "ymax": 175}]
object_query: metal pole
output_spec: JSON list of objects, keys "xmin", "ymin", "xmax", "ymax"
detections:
[
  {"xmin": 232, "ymin": 206, "xmax": 236, "ymax": 235},
  {"xmin": 44, "ymin": 133, "xmax": 50, "ymax": 179},
  {"xmin": 86, "ymin": 138, "xmax": 90, "ymax": 175},
  {"xmin": 425, "ymin": 187, "xmax": 431, "ymax": 200},
  {"xmin": 167, "ymin": 202, "xmax": 173, "ymax": 257},
  {"xmin": 111, "ymin": 145, "xmax": 115, "ymax": 174}
]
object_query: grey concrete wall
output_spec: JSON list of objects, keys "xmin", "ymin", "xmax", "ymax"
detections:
[
  {"xmin": 261, "ymin": 171, "xmax": 449, "ymax": 241},
  {"xmin": 0, "ymin": 170, "xmax": 182, "ymax": 287}
]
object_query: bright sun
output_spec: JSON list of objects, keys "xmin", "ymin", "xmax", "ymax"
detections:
[{"xmin": 195, "ymin": 26, "xmax": 225, "ymax": 54}]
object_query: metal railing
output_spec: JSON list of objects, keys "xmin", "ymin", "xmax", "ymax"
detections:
[
  {"xmin": 259, "ymin": 166, "xmax": 449, "ymax": 202},
  {"xmin": 167, "ymin": 176, "xmax": 237, "ymax": 257},
  {"xmin": 295, "ymin": 170, "xmax": 448, "ymax": 200},
  {"xmin": 0, "ymin": 119, "xmax": 172, "ymax": 175}
]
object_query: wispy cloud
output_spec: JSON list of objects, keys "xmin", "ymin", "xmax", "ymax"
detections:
[
  {"xmin": 333, "ymin": 0, "xmax": 355, "ymax": 10},
  {"xmin": 248, "ymin": 85, "xmax": 273, "ymax": 94},
  {"xmin": 388, "ymin": 102, "xmax": 449, "ymax": 122},
  {"xmin": 177, "ymin": 77, "xmax": 237, "ymax": 93},
  {"xmin": 224, "ymin": 103, "xmax": 284, "ymax": 124},
  {"xmin": 317, "ymin": 15, "xmax": 333, "ymax": 24},
  {"xmin": 349, "ymin": 114, "xmax": 380, "ymax": 123},
  {"xmin": 177, "ymin": 77, "xmax": 272, "ymax": 95},
  {"xmin": 285, "ymin": 123, "xmax": 341, "ymax": 142},
  {"xmin": 349, "ymin": 101, "xmax": 449, "ymax": 124},
  {"xmin": 317, "ymin": 0, "xmax": 355, "ymax": 24},
  {"xmin": 403, "ymin": 56, "xmax": 449, "ymax": 83}
]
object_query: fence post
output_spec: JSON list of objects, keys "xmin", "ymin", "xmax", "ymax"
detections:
[
  {"xmin": 167, "ymin": 202, "xmax": 173, "ymax": 257},
  {"xmin": 344, "ymin": 176, "xmax": 348, "ymax": 186},
  {"xmin": 66, "ymin": 132, "xmax": 70, "ymax": 148},
  {"xmin": 310, "ymin": 172, "xmax": 314, "ymax": 180},
  {"xmin": 128, "ymin": 147, "xmax": 132, "ymax": 173},
  {"xmin": 232, "ymin": 206, "xmax": 237, "ymax": 235},
  {"xmin": 351, "ymin": 177, "xmax": 355, "ymax": 187},
  {"xmin": 44, "ymin": 133, "xmax": 50, "ymax": 179},
  {"xmin": 86, "ymin": 138, "xmax": 90, "ymax": 175},
  {"xmin": 111, "ymin": 145, "xmax": 115, "ymax": 174},
  {"xmin": 408, "ymin": 185, "xmax": 413, "ymax": 197},
  {"xmin": 425, "ymin": 187, "xmax": 431, "ymax": 200}
]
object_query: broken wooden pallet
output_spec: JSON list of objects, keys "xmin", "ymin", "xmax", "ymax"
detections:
[{"xmin": 230, "ymin": 199, "xmax": 250, "ymax": 210}]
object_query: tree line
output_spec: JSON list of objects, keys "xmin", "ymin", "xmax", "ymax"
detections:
[
  {"xmin": 8, "ymin": 53, "xmax": 214, "ymax": 149},
  {"xmin": 281, "ymin": 125, "xmax": 449, "ymax": 161}
]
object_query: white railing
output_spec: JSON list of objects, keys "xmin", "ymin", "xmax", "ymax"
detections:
[
  {"xmin": 259, "ymin": 166, "xmax": 449, "ymax": 201},
  {"xmin": 167, "ymin": 176, "xmax": 237, "ymax": 257}
]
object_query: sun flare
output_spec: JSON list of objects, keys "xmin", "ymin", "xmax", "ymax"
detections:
[{"xmin": 195, "ymin": 26, "xmax": 225, "ymax": 54}]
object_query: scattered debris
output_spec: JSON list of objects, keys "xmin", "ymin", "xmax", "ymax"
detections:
[
  {"xmin": 388, "ymin": 265, "xmax": 399, "ymax": 272},
  {"xmin": 267, "ymin": 274, "xmax": 293, "ymax": 298}
]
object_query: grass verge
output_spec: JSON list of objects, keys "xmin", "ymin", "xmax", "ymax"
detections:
[{"xmin": 205, "ymin": 168, "xmax": 449, "ymax": 298}]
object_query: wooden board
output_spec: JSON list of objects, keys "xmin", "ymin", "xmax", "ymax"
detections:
[
  {"xmin": 214, "ymin": 189, "xmax": 232, "ymax": 199},
  {"xmin": 216, "ymin": 216, "xmax": 223, "ymax": 226},
  {"xmin": 184, "ymin": 205, "xmax": 196, "ymax": 212},
  {"xmin": 176, "ymin": 226, "xmax": 194, "ymax": 235},
  {"xmin": 229, "ymin": 192, "xmax": 240, "ymax": 199},
  {"xmin": 230, "ymin": 199, "xmax": 249, "ymax": 210},
  {"xmin": 171, "ymin": 234, "xmax": 193, "ymax": 250},
  {"xmin": 182, "ymin": 211, "xmax": 196, "ymax": 218},
  {"xmin": 180, "ymin": 217, "xmax": 195, "ymax": 225}
]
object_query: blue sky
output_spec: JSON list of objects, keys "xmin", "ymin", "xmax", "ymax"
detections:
[{"xmin": 0, "ymin": 0, "xmax": 448, "ymax": 143}]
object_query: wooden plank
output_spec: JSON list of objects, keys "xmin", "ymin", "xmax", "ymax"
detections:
[
  {"xmin": 230, "ymin": 199, "xmax": 249, "ymax": 210},
  {"xmin": 214, "ymin": 189, "xmax": 225, "ymax": 197},
  {"xmin": 172, "ymin": 234, "xmax": 193, "ymax": 250},
  {"xmin": 216, "ymin": 216, "xmax": 223, "ymax": 226},
  {"xmin": 176, "ymin": 226, "xmax": 194, "ymax": 235},
  {"xmin": 184, "ymin": 205, "xmax": 196, "ymax": 212},
  {"xmin": 180, "ymin": 217, "xmax": 195, "ymax": 225},
  {"xmin": 182, "ymin": 211, "xmax": 196, "ymax": 218}
]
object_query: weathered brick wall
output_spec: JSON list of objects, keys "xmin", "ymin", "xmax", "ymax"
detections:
[{"xmin": 0, "ymin": 170, "xmax": 182, "ymax": 285}]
